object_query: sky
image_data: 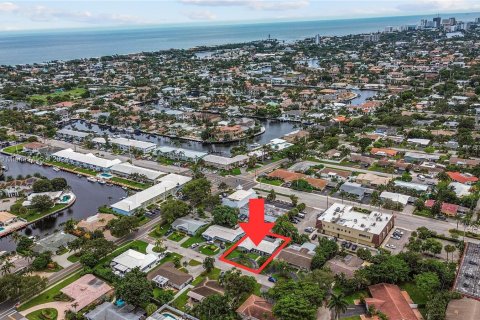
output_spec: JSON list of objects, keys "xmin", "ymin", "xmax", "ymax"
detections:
[{"xmin": 1, "ymin": 0, "xmax": 480, "ymax": 31}]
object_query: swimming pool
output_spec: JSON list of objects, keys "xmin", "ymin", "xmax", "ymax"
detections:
[
  {"xmin": 98, "ymin": 172, "xmax": 113, "ymax": 179},
  {"xmin": 0, "ymin": 227, "xmax": 4, "ymax": 232},
  {"xmin": 161, "ymin": 313, "xmax": 177, "ymax": 320}
]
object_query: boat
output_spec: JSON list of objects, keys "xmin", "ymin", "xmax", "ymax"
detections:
[
  {"xmin": 87, "ymin": 177, "xmax": 97, "ymax": 183},
  {"xmin": 53, "ymin": 167, "xmax": 60, "ymax": 172},
  {"xmin": 77, "ymin": 173, "xmax": 83, "ymax": 177},
  {"xmin": 98, "ymin": 179, "xmax": 106, "ymax": 185},
  {"xmin": 35, "ymin": 160, "xmax": 43, "ymax": 165},
  {"xmin": 106, "ymin": 183, "xmax": 113, "ymax": 187}
]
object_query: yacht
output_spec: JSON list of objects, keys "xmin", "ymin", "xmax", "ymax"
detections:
[
  {"xmin": 87, "ymin": 177, "xmax": 97, "ymax": 183},
  {"xmin": 98, "ymin": 179, "xmax": 106, "ymax": 185},
  {"xmin": 53, "ymin": 167, "xmax": 60, "ymax": 172}
]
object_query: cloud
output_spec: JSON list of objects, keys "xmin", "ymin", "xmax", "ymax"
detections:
[
  {"xmin": 396, "ymin": 0, "xmax": 480, "ymax": 12},
  {"xmin": 0, "ymin": 3, "xmax": 143, "ymax": 25},
  {"xmin": 187, "ymin": 9, "xmax": 217, "ymax": 20},
  {"xmin": 0, "ymin": 2, "xmax": 18, "ymax": 12},
  {"xmin": 179, "ymin": 0, "xmax": 309, "ymax": 11}
]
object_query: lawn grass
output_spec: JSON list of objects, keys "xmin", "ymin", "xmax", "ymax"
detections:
[
  {"xmin": 188, "ymin": 259, "xmax": 202, "ymax": 266},
  {"xmin": 257, "ymin": 177, "xmax": 283, "ymax": 186},
  {"xmin": 159, "ymin": 252, "xmax": 183, "ymax": 265},
  {"xmin": 110, "ymin": 177, "xmax": 149, "ymax": 190},
  {"xmin": 67, "ymin": 253, "xmax": 80, "ymax": 263},
  {"xmin": 191, "ymin": 267, "xmax": 221, "ymax": 286},
  {"xmin": 19, "ymin": 271, "xmax": 83, "ymax": 311},
  {"xmin": 29, "ymin": 87, "xmax": 87, "ymax": 104},
  {"xmin": 26, "ymin": 308, "xmax": 58, "ymax": 320},
  {"xmin": 400, "ymin": 282, "xmax": 427, "ymax": 305},
  {"xmin": 149, "ymin": 224, "xmax": 171, "ymax": 238},
  {"xmin": 199, "ymin": 244, "xmax": 220, "ymax": 256},
  {"xmin": 2, "ymin": 144, "xmax": 25, "ymax": 154},
  {"xmin": 181, "ymin": 235, "xmax": 205, "ymax": 248},
  {"xmin": 168, "ymin": 231, "xmax": 186, "ymax": 242},
  {"xmin": 171, "ymin": 289, "xmax": 190, "ymax": 311},
  {"xmin": 20, "ymin": 204, "xmax": 68, "ymax": 222}
]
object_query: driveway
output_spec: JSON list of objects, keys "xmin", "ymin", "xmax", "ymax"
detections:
[{"xmin": 20, "ymin": 301, "xmax": 71, "ymax": 320}]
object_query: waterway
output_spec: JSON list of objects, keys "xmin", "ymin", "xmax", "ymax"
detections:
[
  {"xmin": 62, "ymin": 89, "xmax": 377, "ymax": 155},
  {"xmin": 0, "ymin": 156, "xmax": 127, "ymax": 251}
]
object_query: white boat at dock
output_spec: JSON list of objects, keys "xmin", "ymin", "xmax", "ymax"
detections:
[
  {"xmin": 87, "ymin": 177, "xmax": 98, "ymax": 183},
  {"xmin": 53, "ymin": 167, "xmax": 60, "ymax": 172}
]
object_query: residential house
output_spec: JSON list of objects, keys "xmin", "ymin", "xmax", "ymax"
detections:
[
  {"xmin": 365, "ymin": 283, "xmax": 422, "ymax": 320},
  {"xmin": 110, "ymin": 249, "xmax": 159, "ymax": 277},
  {"xmin": 60, "ymin": 274, "xmax": 114, "ymax": 312},
  {"xmin": 32, "ymin": 232, "xmax": 77, "ymax": 254},
  {"xmin": 236, "ymin": 294, "xmax": 275, "ymax": 320},
  {"xmin": 148, "ymin": 262, "xmax": 193, "ymax": 290},
  {"xmin": 202, "ymin": 225, "xmax": 244, "ymax": 243},
  {"xmin": 171, "ymin": 217, "xmax": 208, "ymax": 236},
  {"xmin": 222, "ymin": 189, "xmax": 257, "ymax": 209},
  {"xmin": 339, "ymin": 182, "xmax": 368, "ymax": 200},
  {"xmin": 356, "ymin": 173, "xmax": 391, "ymax": 187},
  {"xmin": 84, "ymin": 302, "xmax": 145, "ymax": 320},
  {"xmin": 187, "ymin": 279, "xmax": 225, "ymax": 302}
]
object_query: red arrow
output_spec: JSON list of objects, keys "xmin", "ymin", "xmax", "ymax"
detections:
[{"xmin": 239, "ymin": 198, "xmax": 274, "ymax": 246}]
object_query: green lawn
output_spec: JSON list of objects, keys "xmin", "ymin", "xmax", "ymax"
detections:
[
  {"xmin": 199, "ymin": 244, "xmax": 220, "ymax": 256},
  {"xmin": 149, "ymin": 224, "xmax": 171, "ymax": 238},
  {"xmin": 110, "ymin": 177, "xmax": 149, "ymax": 190},
  {"xmin": 29, "ymin": 88, "xmax": 87, "ymax": 104},
  {"xmin": 257, "ymin": 177, "xmax": 283, "ymax": 186},
  {"xmin": 26, "ymin": 308, "xmax": 58, "ymax": 320},
  {"xmin": 19, "ymin": 271, "xmax": 82, "ymax": 311},
  {"xmin": 191, "ymin": 267, "xmax": 222, "ymax": 286},
  {"xmin": 171, "ymin": 289, "xmax": 190, "ymax": 311},
  {"xmin": 19, "ymin": 204, "xmax": 68, "ymax": 222},
  {"xmin": 67, "ymin": 253, "xmax": 80, "ymax": 263},
  {"xmin": 188, "ymin": 259, "xmax": 202, "ymax": 266},
  {"xmin": 400, "ymin": 282, "xmax": 427, "ymax": 305},
  {"xmin": 2, "ymin": 144, "xmax": 25, "ymax": 154},
  {"xmin": 159, "ymin": 252, "xmax": 183, "ymax": 265},
  {"xmin": 220, "ymin": 167, "xmax": 242, "ymax": 176},
  {"xmin": 168, "ymin": 231, "xmax": 186, "ymax": 242},
  {"xmin": 181, "ymin": 235, "xmax": 206, "ymax": 248}
]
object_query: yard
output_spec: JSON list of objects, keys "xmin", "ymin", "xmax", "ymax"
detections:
[
  {"xmin": 28, "ymin": 88, "xmax": 87, "ymax": 104},
  {"xmin": 171, "ymin": 289, "xmax": 190, "ymax": 311},
  {"xmin": 180, "ymin": 235, "xmax": 205, "ymax": 248},
  {"xmin": 400, "ymin": 282, "xmax": 427, "ymax": 305},
  {"xmin": 2, "ymin": 143, "xmax": 25, "ymax": 154},
  {"xmin": 149, "ymin": 224, "xmax": 171, "ymax": 238},
  {"xmin": 110, "ymin": 177, "xmax": 149, "ymax": 190},
  {"xmin": 168, "ymin": 231, "xmax": 186, "ymax": 242},
  {"xmin": 257, "ymin": 177, "xmax": 283, "ymax": 186},
  {"xmin": 19, "ymin": 203, "xmax": 68, "ymax": 222},
  {"xmin": 26, "ymin": 308, "xmax": 58, "ymax": 320},
  {"xmin": 19, "ymin": 272, "xmax": 83, "ymax": 311},
  {"xmin": 199, "ymin": 244, "xmax": 220, "ymax": 256}
]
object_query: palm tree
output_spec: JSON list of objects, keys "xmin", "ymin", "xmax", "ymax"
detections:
[
  {"xmin": 10, "ymin": 232, "xmax": 21, "ymax": 244},
  {"xmin": 328, "ymin": 292, "xmax": 349, "ymax": 320},
  {"xmin": 1, "ymin": 259, "xmax": 14, "ymax": 275},
  {"xmin": 444, "ymin": 244, "xmax": 456, "ymax": 262}
]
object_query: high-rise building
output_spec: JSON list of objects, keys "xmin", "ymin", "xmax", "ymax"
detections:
[
  {"xmin": 433, "ymin": 17, "xmax": 441, "ymax": 28},
  {"xmin": 449, "ymin": 17, "xmax": 456, "ymax": 25},
  {"xmin": 475, "ymin": 17, "xmax": 480, "ymax": 24},
  {"xmin": 315, "ymin": 34, "xmax": 320, "ymax": 45},
  {"xmin": 363, "ymin": 33, "xmax": 380, "ymax": 42}
]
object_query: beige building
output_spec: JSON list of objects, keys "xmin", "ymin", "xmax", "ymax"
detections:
[
  {"xmin": 356, "ymin": 172, "xmax": 391, "ymax": 187},
  {"xmin": 316, "ymin": 203, "xmax": 394, "ymax": 247}
]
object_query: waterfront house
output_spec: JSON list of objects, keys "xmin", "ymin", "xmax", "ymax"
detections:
[
  {"xmin": 52, "ymin": 148, "xmax": 122, "ymax": 172},
  {"xmin": 110, "ymin": 162, "xmax": 165, "ymax": 183},
  {"xmin": 203, "ymin": 154, "xmax": 249, "ymax": 170},
  {"xmin": 156, "ymin": 146, "xmax": 207, "ymax": 163},
  {"xmin": 32, "ymin": 232, "xmax": 77, "ymax": 254}
]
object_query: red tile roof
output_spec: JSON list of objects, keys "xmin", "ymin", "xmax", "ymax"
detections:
[
  {"xmin": 424, "ymin": 200, "xmax": 459, "ymax": 216},
  {"xmin": 447, "ymin": 172, "xmax": 479, "ymax": 184},
  {"xmin": 366, "ymin": 283, "xmax": 421, "ymax": 320}
]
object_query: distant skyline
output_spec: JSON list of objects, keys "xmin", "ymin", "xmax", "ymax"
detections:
[{"xmin": 1, "ymin": 0, "xmax": 480, "ymax": 31}]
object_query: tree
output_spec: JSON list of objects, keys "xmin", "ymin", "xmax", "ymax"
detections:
[
  {"xmin": 358, "ymin": 137, "xmax": 372, "ymax": 153},
  {"xmin": 212, "ymin": 205, "xmax": 238, "ymax": 228},
  {"xmin": 289, "ymin": 194, "xmax": 298, "ymax": 206},
  {"xmin": 273, "ymin": 295, "xmax": 316, "ymax": 320},
  {"xmin": 182, "ymin": 178, "xmax": 211, "ymax": 206},
  {"xmin": 32, "ymin": 179, "xmax": 52, "ymax": 193},
  {"xmin": 267, "ymin": 189, "xmax": 276, "ymax": 201},
  {"xmin": 31, "ymin": 195, "xmax": 54, "ymax": 212},
  {"xmin": 0, "ymin": 273, "xmax": 47, "ymax": 302},
  {"xmin": 415, "ymin": 272, "xmax": 440, "ymax": 297},
  {"xmin": 16, "ymin": 235, "xmax": 34, "ymax": 253},
  {"xmin": 422, "ymin": 238, "xmax": 443, "ymax": 256},
  {"xmin": 32, "ymin": 252, "xmax": 53, "ymax": 271},
  {"xmin": 1, "ymin": 259, "xmax": 14, "ymax": 275},
  {"xmin": 116, "ymin": 268, "xmax": 153, "ymax": 308},
  {"xmin": 203, "ymin": 257, "xmax": 215, "ymax": 273},
  {"xmin": 107, "ymin": 216, "xmax": 140, "ymax": 237},
  {"xmin": 193, "ymin": 294, "xmax": 237, "ymax": 320},
  {"xmin": 51, "ymin": 177, "xmax": 68, "ymax": 190},
  {"xmin": 272, "ymin": 216, "xmax": 304, "ymax": 244},
  {"xmin": 145, "ymin": 303, "xmax": 158, "ymax": 316},
  {"xmin": 219, "ymin": 268, "xmax": 257, "ymax": 307},
  {"xmin": 153, "ymin": 289, "xmax": 174, "ymax": 305},
  {"xmin": 63, "ymin": 219, "xmax": 77, "ymax": 233},
  {"xmin": 328, "ymin": 292, "xmax": 349, "ymax": 320},
  {"xmin": 444, "ymin": 244, "xmax": 456, "ymax": 262},
  {"xmin": 160, "ymin": 199, "xmax": 190, "ymax": 224}
]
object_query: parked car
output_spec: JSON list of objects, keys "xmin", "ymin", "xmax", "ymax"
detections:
[{"xmin": 268, "ymin": 276, "xmax": 277, "ymax": 283}]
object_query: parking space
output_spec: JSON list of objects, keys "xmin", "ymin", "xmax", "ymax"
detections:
[
  {"xmin": 455, "ymin": 242, "xmax": 480, "ymax": 299},
  {"xmin": 382, "ymin": 228, "xmax": 411, "ymax": 254}
]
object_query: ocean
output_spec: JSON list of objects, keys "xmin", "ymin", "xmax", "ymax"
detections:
[{"xmin": 0, "ymin": 12, "xmax": 479, "ymax": 66}]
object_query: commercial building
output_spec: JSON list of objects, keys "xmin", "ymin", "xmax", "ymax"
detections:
[
  {"xmin": 52, "ymin": 148, "xmax": 122, "ymax": 171},
  {"xmin": 110, "ymin": 249, "xmax": 159, "ymax": 277},
  {"xmin": 93, "ymin": 137, "xmax": 156, "ymax": 154},
  {"xmin": 202, "ymin": 225, "xmax": 244, "ymax": 243},
  {"xmin": 316, "ymin": 203, "xmax": 395, "ymax": 247},
  {"xmin": 110, "ymin": 173, "xmax": 191, "ymax": 215},
  {"xmin": 222, "ymin": 188, "xmax": 257, "ymax": 209},
  {"xmin": 203, "ymin": 154, "xmax": 249, "ymax": 170},
  {"xmin": 156, "ymin": 146, "xmax": 207, "ymax": 162},
  {"xmin": 110, "ymin": 162, "xmax": 165, "ymax": 183}
]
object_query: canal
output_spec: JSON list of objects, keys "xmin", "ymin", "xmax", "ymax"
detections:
[
  {"xmin": 62, "ymin": 89, "xmax": 377, "ymax": 155},
  {"xmin": 0, "ymin": 156, "xmax": 127, "ymax": 251}
]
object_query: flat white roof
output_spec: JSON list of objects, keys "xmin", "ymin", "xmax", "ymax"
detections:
[
  {"xmin": 110, "ymin": 162, "xmax": 165, "ymax": 180},
  {"xmin": 111, "ymin": 173, "xmax": 191, "ymax": 213},
  {"xmin": 203, "ymin": 154, "xmax": 249, "ymax": 165},
  {"xmin": 450, "ymin": 182, "xmax": 472, "ymax": 197},
  {"xmin": 227, "ymin": 189, "xmax": 256, "ymax": 201},
  {"xmin": 112, "ymin": 249, "xmax": 158, "ymax": 270},
  {"xmin": 239, "ymin": 237, "xmax": 282, "ymax": 255},
  {"xmin": 318, "ymin": 203, "xmax": 393, "ymax": 235},
  {"xmin": 93, "ymin": 137, "xmax": 156, "ymax": 150},
  {"xmin": 379, "ymin": 191, "xmax": 410, "ymax": 205},
  {"xmin": 202, "ymin": 225, "xmax": 244, "ymax": 242},
  {"xmin": 52, "ymin": 148, "xmax": 122, "ymax": 169},
  {"xmin": 393, "ymin": 180, "xmax": 429, "ymax": 191}
]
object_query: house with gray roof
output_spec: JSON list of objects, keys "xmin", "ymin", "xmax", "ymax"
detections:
[
  {"xmin": 171, "ymin": 217, "xmax": 208, "ymax": 236},
  {"xmin": 32, "ymin": 232, "xmax": 77, "ymax": 254},
  {"xmin": 84, "ymin": 302, "xmax": 145, "ymax": 320},
  {"xmin": 339, "ymin": 182, "xmax": 367, "ymax": 200}
]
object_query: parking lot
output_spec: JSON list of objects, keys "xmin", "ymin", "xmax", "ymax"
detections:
[
  {"xmin": 455, "ymin": 242, "xmax": 480, "ymax": 299},
  {"xmin": 382, "ymin": 227, "xmax": 411, "ymax": 254}
]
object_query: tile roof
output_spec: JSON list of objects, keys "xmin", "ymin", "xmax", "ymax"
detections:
[{"xmin": 366, "ymin": 283, "xmax": 420, "ymax": 320}]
